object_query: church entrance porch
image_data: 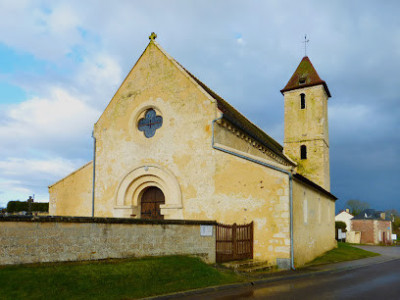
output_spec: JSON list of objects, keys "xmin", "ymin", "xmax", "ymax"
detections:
[
  {"xmin": 216, "ymin": 222, "xmax": 254, "ymax": 263},
  {"xmin": 140, "ymin": 187, "xmax": 165, "ymax": 220}
]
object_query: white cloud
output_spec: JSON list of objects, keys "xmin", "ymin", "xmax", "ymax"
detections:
[
  {"xmin": 0, "ymin": 179, "xmax": 33, "ymax": 207},
  {"xmin": 0, "ymin": 157, "xmax": 85, "ymax": 206},
  {"xmin": 45, "ymin": 3, "xmax": 81, "ymax": 36},
  {"xmin": 0, "ymin": 0, "xmax": 84, "ymax": 61},
  {"xmin": 0, "ymin": 88, "xmax": 100, "ymax": 154},
  {"xmin": 0, "ymin": 157, "xmax": 77, "ymax": 179},
  {"xmin": 75, "ymin": 53, "xmax": 123, "ymax": 109},
  {"xmin": 0, "ymin": 87, "xmax": 98, "ymax": 205},
  {"xmin": 330, "ymin": 102, "xmax": 395, "ymax": 140},
  {"xmin": 236, "ymin": 34, "xmax": 246, "ymax": 46},
  {"xmin": 0, "ymin": 182, "xmax": 48, "ymax": 208},
  {"xmin": 0, "ymin": 179, "xmax": 31, "ymax": 195}
]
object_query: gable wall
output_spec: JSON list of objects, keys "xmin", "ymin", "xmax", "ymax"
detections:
[
  {"xmin": 49, "ymin": 162, "xmax": 93, "ymax": 216},
  {"xmin": 92, "ymin": 42, "xmax": 218, "ymax": 218}
]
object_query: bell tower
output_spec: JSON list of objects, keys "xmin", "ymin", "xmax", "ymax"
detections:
[{"xmin": 281, "ymin": 56, "xmax": 332, "ymax": 191}]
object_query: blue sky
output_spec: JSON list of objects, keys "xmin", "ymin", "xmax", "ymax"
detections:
[{"xmin": 0, "ymin": 0, "xmax": 399, "ymax": 213}]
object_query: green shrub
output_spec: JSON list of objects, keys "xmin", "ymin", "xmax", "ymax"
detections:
[
  {"xmin": 335, "ymin": 221, "xmax": 347, "ymax": 232},
  {"xmin": 6, "ymin": 201, "xmax": 49, "ymax": 213}
]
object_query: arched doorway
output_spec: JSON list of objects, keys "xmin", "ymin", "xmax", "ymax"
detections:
[{"xmin": 140, "ymin": 187, "xmax": 165, "ymax": 219}]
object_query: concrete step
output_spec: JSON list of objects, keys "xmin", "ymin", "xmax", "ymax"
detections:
[{"xmin": 222, "ymin": 259, "xmax": 272, "ymax": 273}]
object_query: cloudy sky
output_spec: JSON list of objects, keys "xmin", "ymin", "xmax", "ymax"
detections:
[{"xmin": 0, "ymin": 0, "xmax": 399, "ymax": 212}]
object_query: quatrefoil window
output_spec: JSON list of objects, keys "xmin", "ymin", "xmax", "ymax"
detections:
[{"xmin": 138, "ymin": 109, "xmax": 163, "ymax": 138}]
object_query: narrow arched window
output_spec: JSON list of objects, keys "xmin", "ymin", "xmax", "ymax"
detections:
[
  {"xmin": 300, "ymin": 145, "xmax": 307, "ymax": 159},
  {"xmin": 300, "ymin": 93, "xmax": 306, "ymax": 109}
]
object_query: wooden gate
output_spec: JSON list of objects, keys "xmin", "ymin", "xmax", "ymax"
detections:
[{"xmin": 216, "ymin": 222, "xmax": 253, "ymax": 263}]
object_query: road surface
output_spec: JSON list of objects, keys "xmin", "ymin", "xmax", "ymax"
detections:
[{"xmin": 174, "ymin": 246, "xmax": 400, "ymax": 300}]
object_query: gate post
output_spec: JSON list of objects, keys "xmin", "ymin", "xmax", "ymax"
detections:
[{"xmin": 232, "ymin": 223, "xmax": 237, "ymax": 260}]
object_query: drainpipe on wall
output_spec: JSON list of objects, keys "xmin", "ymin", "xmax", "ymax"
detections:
[
  {"xmin": 91, "ymin": 130, "xmax": 96, "ymax": 218},
  {"xmin": 212, "ymin": 116, "xmax": 295, "ymax": 270}
]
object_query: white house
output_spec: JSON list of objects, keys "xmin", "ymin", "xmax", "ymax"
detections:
[{"xmin": 335, "ymin": 209, "xmax": 354, "ymax": 231}]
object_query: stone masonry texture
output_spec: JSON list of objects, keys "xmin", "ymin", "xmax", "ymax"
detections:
[{"xmin": 0, "ymin": 216, "xmax": 216, "ymax": 265}]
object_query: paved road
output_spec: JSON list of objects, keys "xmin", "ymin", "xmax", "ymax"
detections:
[
  {"xmin": 354, "ymin": 244, "xmax": 400, "ymax": 258},
  {"xmin": 172, "ymin": 246, "xmax": 400, "ymax": 300}
]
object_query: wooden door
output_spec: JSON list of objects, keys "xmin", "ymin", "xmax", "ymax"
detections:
[{"xmin": 140, "ymin": 187, "xmax": 165, "ymax": 220}]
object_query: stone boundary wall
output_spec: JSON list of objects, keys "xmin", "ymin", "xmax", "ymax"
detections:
[{"xmin": 0, "ymin": 216, "xmax": 216, "ymax": 265}]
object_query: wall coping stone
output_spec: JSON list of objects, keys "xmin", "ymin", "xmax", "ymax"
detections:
[{"xmin": 0, "ymin": 215, "xmax": 217, "ymax": 226}]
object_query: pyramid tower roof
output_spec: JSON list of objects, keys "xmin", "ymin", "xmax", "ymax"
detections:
[{"xmin": 280, "ymin": 56, "xmax": 331, "ymax": 97}]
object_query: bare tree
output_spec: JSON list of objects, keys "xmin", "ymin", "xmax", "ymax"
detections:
[{"xmin": 345, "ymin": 199, "xmax": 370, "ymax": 216}]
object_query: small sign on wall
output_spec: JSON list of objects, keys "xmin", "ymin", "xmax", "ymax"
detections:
[{"xmin": 200, "ymin": 225, "xmax": 213, "ymax": 236}]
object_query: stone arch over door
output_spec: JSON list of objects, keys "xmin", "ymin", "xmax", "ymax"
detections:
[{"xmin": 114, "ymin": 165, "xmax": 183, "ymax": 219}]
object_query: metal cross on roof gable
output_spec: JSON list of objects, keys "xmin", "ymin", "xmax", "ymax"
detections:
[
  {"xmin": 303, "ymin": 34, "xmax": 309, "ymax": 56},
  {"xmin": 138, "ymin": 109, "xmax": 163, "ymax": 138}
]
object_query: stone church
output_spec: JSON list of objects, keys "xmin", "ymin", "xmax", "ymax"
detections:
[{"xmin": 49, "ymin": 34, "xmax": 337, "ymax": 267}]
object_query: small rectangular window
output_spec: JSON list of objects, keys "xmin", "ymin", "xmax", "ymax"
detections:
[
  {"xmin": 300, "ymin": 93, "xmax": 306, "ymax": 109},
  {"xmin": 301, "ymin": 145, "xmax": 307, "ymax": 159}
]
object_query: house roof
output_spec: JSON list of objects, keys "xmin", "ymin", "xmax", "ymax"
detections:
[
  {"xmin": 280, "ymin": 56, "xmax": 331, "ymax": 97},
  {"xmin": 353, "ymin": 209, "xmax": 390, "ymax": 221}
]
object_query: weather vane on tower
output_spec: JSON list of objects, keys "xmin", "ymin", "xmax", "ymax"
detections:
[{"xmin": 302, "ymin": 34, "xmax": 309, "ymax": 56}]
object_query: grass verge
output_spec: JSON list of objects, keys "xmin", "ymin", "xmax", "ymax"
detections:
[
  {"xmin": 0, "ymin": 255, "xmax": 244, "ymax": 300},
  {"xmin": 306, "ymin": 242, "xmax": 380, "ymax": 266}
]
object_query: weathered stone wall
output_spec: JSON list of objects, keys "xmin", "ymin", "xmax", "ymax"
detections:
[
  {"xmin": 292, "ymin": 178, "xmax": 336, "ymax": 267},
  {"xmin": 49, "ymin": 162, "xmax": 93, "ymax": 216},
  {"xmin": 283, "ymin": 85, "xmax": 330, "ymax": 191},
  {"xmin": 0, "ymin": 217, "xmax": 216, "ymax": 265},
  {"xmin": 186, "ymin": 145, "xmax": 291, "ymax": 265}
]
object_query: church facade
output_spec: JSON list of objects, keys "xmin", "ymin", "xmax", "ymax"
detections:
[{"xmin": 49, "ymin": 35, "xmax": 337, "ymax": 268}]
